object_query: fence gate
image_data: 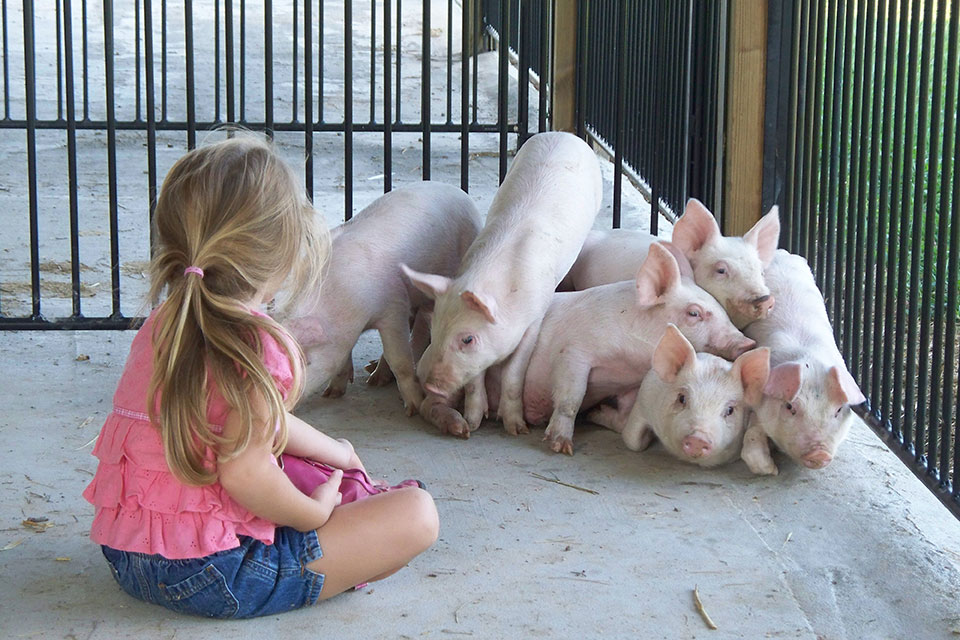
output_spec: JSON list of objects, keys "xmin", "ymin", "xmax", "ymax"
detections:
[{"xmin": 764, "ymin": 0, "xmax": 960, "ymax": 519}]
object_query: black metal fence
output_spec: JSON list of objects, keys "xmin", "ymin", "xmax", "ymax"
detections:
[
  {"xmin": 0, "ymin": 0, "xmax": 550, "ymax": 330},
  {"xmin": 765, "ymin": 0, "xmax": 960, "ymax": 518}
]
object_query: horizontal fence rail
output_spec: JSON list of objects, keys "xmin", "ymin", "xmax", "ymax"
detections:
[
  {"xmin": 767, "ymin": 0, "xmax": 960, "ymax": 518},
  {"xmin": 0, "ymin": 0, "xmax": 548, "ymax": 330}
]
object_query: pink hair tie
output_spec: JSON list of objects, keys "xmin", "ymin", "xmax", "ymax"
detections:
[{"xmin": 183, "ymin": 266, "xmax": 205, "ymax": 278}]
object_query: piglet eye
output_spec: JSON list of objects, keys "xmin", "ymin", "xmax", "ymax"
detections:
[
  {"xmin": 461, "ymin": 335, "xmax": 474, "ymax": 345},
  {"xmin": 724, "ymin": 405, "xmax": 735, "ymax": 417},
  {"xmin": 716, "ymin": 267, "xmax": 726, "ymax": 275},
  {"xmin": 785, "ymin": 402, "xmax": 796, "ymax": 415},
  {"xmin": 677, "ymin": 393, "xmax": 686, "ymax": 406},
  {"xmin": 687, "ymin": 309, "xmax": 700, "ymax": 318}
]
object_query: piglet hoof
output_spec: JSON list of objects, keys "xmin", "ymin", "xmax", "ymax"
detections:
[
  {"xmin": 502, "ymin": 418, "xmax": 530, "ymax": 436},
  {"xmin": 743, "ymin": 455, "xmax": 779, "ymax": 476},
  {"xmin": 444, "ymin": 418, "xmax": 471, "ymax": 439},
  {"xmin": 321, "ymin": 385, "xmax": 346, "ymax": 399},
  {"xmin": 403, "ymin": 401, "xmax": 419, "ymax": 418},
  {"xmin": 365, "ymin": 360, "xmax": 396, "ymax": 387},
  {"xmin": 546, "ymin": 436, "xmax": 574, "ymax": 456}
]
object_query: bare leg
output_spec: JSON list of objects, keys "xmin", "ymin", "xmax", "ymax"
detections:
[
  {"xmin": 498, "ymin": 319, "xmax": 543, "ymax": 435},
  {"xmin": 321, "ymin": 351, "xmax": 354, "ymax": 398},
  {"xmin": 741, "ymin": 413, "xmax": 778, "ymax": 475},
  {"xmin": 308, "ymin": 487, "xmax": 439, "ymax": 600}
]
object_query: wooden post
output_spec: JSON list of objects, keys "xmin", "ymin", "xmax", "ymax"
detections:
[
  {"xmin": 723, "ymin": 0, "xmax": 768, "ymax": 235},
  {"xmin": 551, "ymin": 0, "xmax": 578, "ymax": 133}
]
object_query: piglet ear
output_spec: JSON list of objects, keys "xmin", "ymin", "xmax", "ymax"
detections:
[
  {"xmin": 763, "ymin": 362, "xmax": 803, "ymax": 402},
  {"xmin": 731, "ymin": 347, "xmax": 771, "ymax": 407},
  {"xmin": 461, "ymin": 290, "xmax": 498, "ymax": 324},
  {"xmin": 659, "ymin": 240, "xmax": 695, "ymax": 279},
  {"xmin": 671, "ymin": 198, "xmax": 720, "ymax": 254},
  {"xmin": 743, "ymin": 206, "xmax": 781, "ymax": 267},
  {"xmin": 827, "ymin": 366, "xmax": 866, "ymax": 406},
  {"xmin": 652, "ymin": 324, "xmax": 697, "ymax": 382},
  {"xmin": 400, "ymin": 263, "xmax": 452, "ymax": 301},
  {"xmin": 636, "ymin": 242, "xmax": 682, "ymax": 306}
]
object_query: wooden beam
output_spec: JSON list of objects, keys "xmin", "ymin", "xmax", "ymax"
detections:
[
  {"xmin": 551, "ymin": 0, "xmax": 578, "ymax": 132},
  {"xmin": 723, "ymin": 0, "xmax": 768, "ymax": 235}
]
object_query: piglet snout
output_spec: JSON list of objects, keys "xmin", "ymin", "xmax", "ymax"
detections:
[
  {"xmin": 802, "ymin": 447, "xmax": 832, "ymax": 469},
  {"xmin": 725, "ymin": 337, "xmax": 757, "ymax": 360},
  {"xmin": 682, "ymin": 435, "xmax": 713, "ymax": 459},
  {"xmin": 753, "ymin": 294, "xmax": 775, "ymax": 318}
]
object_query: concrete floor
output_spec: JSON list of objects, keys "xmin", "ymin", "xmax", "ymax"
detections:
[{"xmin": 2, "ymin": 328, "xmax": 960, "ymax": 640}]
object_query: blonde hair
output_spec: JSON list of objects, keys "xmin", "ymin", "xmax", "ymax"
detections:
[{"xmin": 147, "ymin": 135, "xmax": 329, "ymax": 486}]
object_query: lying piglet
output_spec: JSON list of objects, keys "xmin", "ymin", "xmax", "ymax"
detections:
[
  {"xmin": 403, "ymin": 131, "xmax": 602, "ymax": 437},
  {"xmin": 740, "ymin": 249, "xmax": 866, "ymax": 474},
  {"xmin": 562, "ymin": 198, "xmax": 779, "ymax": 328},
  {"xmin": 284, "ymin": 182, "xmax": 481, "ymax": 415},
  {"xmin": 596, "ymin": 324, "xmax": 769, "ymax": 467},
  {"xmin": 516, "ymin": 242, "xmax": 756, "ymax": 455}
]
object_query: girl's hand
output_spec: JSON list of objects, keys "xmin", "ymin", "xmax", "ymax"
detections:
[{"xmin": 310, "ymin": 469, "xmax": 344, "ymax": 517}]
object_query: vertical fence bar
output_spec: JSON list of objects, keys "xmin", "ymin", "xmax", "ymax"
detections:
[
  {"xmin": 611, "ymin": 0, "xmax": 626, "ymax": 229},
  {"xmin": 144, "ymin": 0, "xmax": 157, "ymax": 229},
  {"xmin": 472, "ymin": 0, "xmax": 479, "ymax": 124},
  {"xmin": 460, "ymin": 0, "xmax": 469, "ymax": 191},
  {"xmin": 788, "ymin": 0, "xmax": 808, "ymax": 253},
  {"xmin": 63, "ymin": 0, "xmax": 81, "ymax": 317},
  {"xmin": 83, "ymin": 0, "xmax": 90, "ymax": 120},
  {"xmin": 916, "ymin": 0, "xmax": 944, "ymax": 469},
  {"xmin": 23, "ymin": 0, "xmax": 40, "ymax": 319},
  {"xmin": 318, "ymin": 0, "xmax": 324, "ymax": 123},
  {"xmin": 446, "ymin": 0, "xmax": 452, "ymax": 124},
  {"xmin": 240, "ymin": 0, "xmax": 246, "ymax": 120},
  {"xmin": 304, "ymin": 0, "xmax": 313, "ymax": 198},
  {"xmin": 887, "ymin": 0, "xmax": 913, "ymax": 435},
  {"xmin": 872, "ymin": 0, "xmax": 896, "ymax": 411},
  {"xmin": 371, "ymin": 0, "xmax": 376, "ymax": 124},
  {"xmin": 345, "ymin": 0, "xmax": 353, "ymax": 219},
  {"xmin": 903, "ymin": 0, "xmax": 930, "ymax": 457},
  {"xmin": 103, "ymin": 0, "xmax": 121, "ymax": 318},
  {"xmin": 538, "ymin": 0, "xmax": 548, "ymax": 132},
  {"xmin": 395, "ymin": 0, "xmax": 401, "ymax": 122},
  {"xmin": 826, "ymin": 0, "xmax": 850, "ymax": 325},
  {"xmin": 293, "ymin": 0, "xmax": 298, "ymax": 122},
  {"xmin": 225, "ymin": 0, "xmax": 234, "ymax": 122},
  {"xmin": 422, "ymin": 0, "xmax": 431, "ymax": 179},
  {"xmin": 215, "ymin": 0, "xmax": 220, "ymax": 122},
  {"xmin": 2, "ymin": 0, "xmax": 8, "ymax": 119},
  {"xmin": 518, "ymin": 0, "xmax": 529, "ymax": 145},
  {"xmin": 56, "ymin": 1, "xmax": 63, "ymax": 120},
  {"xmin": 161, "ymin": 0, "xmax": 167, "ymax": 120},
  {"xmin": 802, "ymin": 0, "xmax": 823, "ymax": 263},
  {"xmin": 575, "ymin": 0, "xmax": 586, "ymax": 139},
  {"xmin": 498, "ymin": 0, "xmax": 508, "ymax": 182},
  {"xmin": 939, "ymin": 0, "xmax": 960, "ymax": 488},
  {"xmin": 860, "ymin": 0, "xmax": 883, "ymax": 401},
  {"xmin": 815, "ymin": 1, "xmax": 838, "ymax": 291},
  {"xmin": 384, "ymin": 0, "xmax": 393, "ymax": 191},
  {"xmin": 185, "ymin": 0, "xmax": 196, "ymax": 148},
  {"xmin": 265, "ymin": 0, "xmax": 273, "ymax": 136}
]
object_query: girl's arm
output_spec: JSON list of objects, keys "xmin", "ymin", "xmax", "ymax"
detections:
[
  {"xmin": 218, "ymin": 402, "xmax": 342, "ymax": 532},
  {"xmin": 284, "ymin": 411, "xmax": 366, "ymax": 471}
]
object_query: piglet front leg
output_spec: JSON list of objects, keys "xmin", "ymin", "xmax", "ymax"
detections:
[
  {"xmin": 463, "ymin": 373, "xmax": 489, "ymax": 432},
  {"xmin": 377, "ymin": 308, "xmax": 425, "ymax": 416},
  {"xmin": 741, "ymin": 413, "xmax": 778, "ymax": 475},
  {"xmin": 498, "ymin": 320, "xmax": 543, "ymax": 436}
]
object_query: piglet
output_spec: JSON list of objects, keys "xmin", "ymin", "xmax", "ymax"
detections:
[
  {"xmin": 562, "ymin": 198, "xmax": 780, "ymax": 328},
  {"xmin": 514, "ymin": 242, "xmax": 756, "ymax": 455},
  {"xmin": 403, "ymin": 131, "xmax": 602, "ymax": 437},
  {"xmin": 598, "ymin": 324, "xmax": 769, "ymax": 467},
  {"xmin": 283, "ymin": 182, "xmax": 481, "ymax": 415},
  {"xmin": 740, "ymin": 249, "xmax": 866, "ymax": 474}
]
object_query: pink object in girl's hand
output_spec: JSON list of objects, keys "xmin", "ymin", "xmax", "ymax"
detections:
[{"xmin": 280, "ymin": 454, "xmax": 422, "ymax": 504}]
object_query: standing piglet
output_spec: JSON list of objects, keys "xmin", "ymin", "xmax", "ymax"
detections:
[
  {"xmin": 562, "ymin": 198, "xmax": 780, "ymax": 328},
  {"xmin": 740, "ymin": 249, "xmax": 866, "ymax": 474},
  {"xmin": 515, "ymin": 243, "xmax": 756, "ymax": 455},
  {"xmin": 597, "ymin": 324, "xmax": 769, "ymax": 467},
  {"xmin": 403, "ymin": 131, "xmax": 602, "ymax": 437},
  {"xmin": 283, "ymin": 182, "xmax": 481, "ymax": 415}
]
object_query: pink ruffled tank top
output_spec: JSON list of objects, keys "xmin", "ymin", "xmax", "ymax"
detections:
[{"xmin": 82, "ymin": 308, "xmax": 294, "ymax": 559}]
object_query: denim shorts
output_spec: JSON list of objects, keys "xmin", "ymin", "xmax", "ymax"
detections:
[{"xmin": 101, "ymin": 527, "xmax": 325, "ymax": 619}]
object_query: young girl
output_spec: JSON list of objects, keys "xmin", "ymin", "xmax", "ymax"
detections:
[{"xmin": 82, "ymin": 136, "xmax": 439, "ymax": 618}]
